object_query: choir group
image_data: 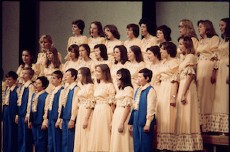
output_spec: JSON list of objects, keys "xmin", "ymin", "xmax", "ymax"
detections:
[{"xmin": 2, "ymin": 17, "xmax": 229, "ymax": 152}]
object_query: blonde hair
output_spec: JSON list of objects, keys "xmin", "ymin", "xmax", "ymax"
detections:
[{"xmin": 180, "ymin": 19, "xmax": 198, "ymax": 39}]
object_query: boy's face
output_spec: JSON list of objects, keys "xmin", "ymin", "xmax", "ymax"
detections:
[
  {"xmin": 51, "ymin": 74, "xmax": 62, "ymax": 87},
  {"xmin": 6, "ymin": 77, "xmax": 16, "ymax": 87},
  {"xmin": 35, "ymin": 79, "xmax": 44, "ymax": 92},
  {"xmin": 65, "ymin": 71, "xmax": 74, "ymax": 83},
  {"xmin": 137, "ymin": 73, "xmax": 148, "ymax": 86},
  {"xmin": 22, "ymin": 69, "xmax": 31, "ymax": 82}
]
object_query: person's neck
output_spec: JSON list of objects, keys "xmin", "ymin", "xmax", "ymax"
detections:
[
  {"xmin": 144, "ymin": 33, "xmax": 151, "ymax": 39},
  {"xmin": 151, "ymin": 59, "xmax": 160, "ymax": 64},
  {"xmin": 129, "ymin": 59, "xmax": 137, "ymax": 63}
]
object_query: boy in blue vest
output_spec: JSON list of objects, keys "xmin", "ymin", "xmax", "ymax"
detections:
[
  {"xmin": 30, "ymin": 76, "xmax": 49, "ymax": 152},
  {"xmin": 16, "ymin": 67, "xmax": 35, "ymax": 152},
  {"xmin": 128, "ymin": 68, "xmax": 157, "ymax": 152},
  {"xmin": 60, "ymin": 68, "xmax": 79, "ymax": 152},
  {"xmin": 3, "ymin": 71, "xmax": 18, "ymax": 152},
  {"xmin": 47, "ymin": 70, "xmax": 64, "ymax": 152}
]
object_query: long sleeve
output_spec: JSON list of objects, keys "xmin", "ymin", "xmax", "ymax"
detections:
[
  {"xmin": 42, "ymin": 93, "xmax": 51, "ymax": 127},
  {"xmin": 70, "ymin": 87, "xmax": 80, "ymax": 121},
  {"xmin": 145, "ymin": 88, "xmax": 157, "ymax": 126},
  {"xmin": 26, "ymin": 84, "xmax": 36, "ymax": 118}
]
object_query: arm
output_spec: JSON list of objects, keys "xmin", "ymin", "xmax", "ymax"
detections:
[
  {"xmin": 181, "ymin": 74, "xmax": 194, "ymax": 104},
  {"xmin": 118, "ymin": 106, "xmax": 131, "ymax": 133},
  {"xmin": 42, "ymin": 94, "xmax": 50, "ymax": 130},
  {"xmin": 170, "ymin": 81, "xmax": 179, "ymax": 107},
  {"xmin": 83, "ymin": 108, "xmax": 93, "ymax": 129},
  {"xmin": 69, "ymin": 87, "xmax": 80, "ymax": 129},
  {"xmin": 25, "ymin": 84, "xmax": 35, "ymax": 123}
]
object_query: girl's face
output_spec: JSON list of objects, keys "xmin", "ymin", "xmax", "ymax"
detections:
[
  {"xmin": 113, "ymin": 48, "xmax": 121, "ymax": 62},
  {"xmin": 178, "ymin": 22, "xmax": 186, "ymax": 36},
  {"xmin": 178, "ymin": 39, "xmax": 186, "ymax": 54},
  {"xmin": 40, "ymin": 38, "xmax": 51, "ymax": 49},
  {"xmin": 127, "ymin": 49, "xmax": 135, "ymax": 61},
  {"xmin": 160, "ymin": 47, "xmax": 169, "ymax": 59},
  {"xmin": 219, "ymin": 20, "xmax": 227, "ymax": 35},
  {"xmin": 116, "ymin": 73, "xmax": 121, "ymax": 87},
  {"xmin": 35, "ymin": 79, "xmax": 43, "ymax": 92},
  {"xmin": 140, "ymin": 24, "xmax": 148, "ymax": 37},
  {"xmin": 94, "ymin": 47, "xmax": 102, "ymax": 60},
  {"xmin": 69, "ymin": 49, "xmax": 76, "ymax": 59},
  {"xmin": 147, "ymin": 50, "xmax": 157, "ymax": 62},
  {"xmin": 104, "ymin": 28, "xmax": 114, "ymax": 40},
  {"xmin": 77, "ymin": 70, "xmax": 83, "ymax": 83},
  {"xmin": 79, "ymin": 46, "xmax": 88, "ymax": 59},
  {"xmin": 156, "ymin": 30, "xmax": 165, "ymax": 43},
  {"xmin": 95, "ymin": 66, "xmax": 103, "ymax": 80},
  {"xmin": 46, "ymin": 51, "xmax": 54, "ymax": 61},
  {"xmin": 90, "ymin": 23, "xmax": 99, "ymax": 37},
  {"xmin": 22, "ymin": 51, "xmax": 32, "ymax": 64},
  {"xmin": 126, "ymin": 28, "xmax": 135, "ymax": 39},
  {"xmin": 72, "ymin": 24, "xmax": 81, "ymax": 35},
  {"xmin": 198, "ymin": 23, "xmax": 206, "ymax": 37}
]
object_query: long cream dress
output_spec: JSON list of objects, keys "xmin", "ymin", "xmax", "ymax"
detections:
[
  {"xmin": 156, "ymin": 58, "xmax": 179, "ymax": 151},
  {"xmin": 110, "ymin": 86, "xmax": 134, "ymax": 152},
  {"xmin": 140, "ymin": 35, "xmax": 158, "ymax": 63},
  {"xmin": 211, "ymin": 39, "xmax": 229, "ymax": 133},
  {"xmin": 175, "ymin": 54, "xmax": 203, "ymax": 151},
  {"xmin": 104, "ymin": 39, "xmax": 122, "ymax": 63},
  {"xmin": 74, "ymin": 83, "xmax": 94, "ymax": 152},
  {"xmin": 146, "ymin": 62, "xmax": 161, "ymax": 94},
  {"xmin": 88, "ymin": 82, "xmax": 116, "ymax": 152},
  {"xmin": 88, "ymin": 37, "xmax": 105, "ymax": 61},
  {"xmin": 63, "ymin": 60, "xmax": 79, "ymax": 72},
  {"xmin": 196, "ymin": 35, "xmax": 219, "ymax": 132},
  {"xmin": 125, "ymin": 61, "xmax": 145, "ymax": 90},
  {"xmin": 123, "ymin": 38, "xmax": 142, "ymax": 49}
]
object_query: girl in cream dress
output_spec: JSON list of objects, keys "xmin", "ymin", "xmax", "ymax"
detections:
[
  {"xmin": 123, "ymin": 23, "xmax": 141, "ymax": 49},
  {"xmin": 104, "ymin": 24, "xmax": 122, "ymax": 63},
  {"xmin": 210, "ymin": 18, "xmax": 229, "ymax": 133},
  {"xmin": 126, "ymin": 45, "xmax": 145, "ymax": 90},
  {"xmin": 74, "ymin": 67, "xmax": 94, "ymax": 152},
  {"xmin": 139, "ymin": 18, "xmax": 158, "ymax": 63},
  {"xmin": 110, "ymin": 68, "xmax": 134, "ymax": 152},
  {"xmin": 63, "ymin": 44, "xmax": 80, "ymax": 72},
  {"xmin": 93, "ymin": 44, "xmax": 111, "ymax": 68},
  {"xmin": 88, "ymin": 64, "xmax": 116, "ymax": 152},
  {"xmin": 146, "ymin": 46, "xmax": 161, "ymax": 94},
  {"xmin": 88, "ymin": 21, "xmax": 106, "ymax": 61},
  {"xmin": 156, "ymin": 25, "xmax": 172, "ymax": 46},
  {"xmin": 156, "ymin": 42, "xmax": 179, "ymax": 151},
  {"xmin": 65, "ymin": 19, "xmax": 88, "ymax": 61},
  {"xmin": 110, "ymin": 45, "xmax": 128, "ymax": 91},
  {"xmin": 175, "ymin": 36, "xmax": 203, "ymax": 151},
  {"xmin": 196, "ymin": 20, "xmax": 220, "ymax": 132}
]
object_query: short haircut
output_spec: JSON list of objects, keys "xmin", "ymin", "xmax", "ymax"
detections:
[
  {"xmin": 52, "ymin": 70, "xmax": 63, "ymax": 79},
  {"xmin": 5, "ymin": 71, "xmax": 18, "ymax": 80},
  {"xmin": 37, "ymin": 76, "xmax": 49, "ymax": 89},
  {"xmin": 139, "ymin": 68, "xmax": 152, "ymax": 83},
  {"xmin": 116, "ymin": 68, "xmax": 133, "ymax": 90},
  {"xmin": 68, "ymin": 44, "xmax": 79, "ymax": 59},
  {"xmin": 156, "ymin": 25, "xmax": 172, "ymax": 41},
  {"xmin": 72, "ymin": 19, "xmax": 85, "ymax": 35},
  {"xmin": 160, "ymin": 41, "xmax": 177, "ymax": 58},
  {"xmin": 23, "ymin": 67, "xmax": 35, "ymax": 77},
  {"xmin": 94, "ymin": 44, "xmax": 108, "ymax": 60},
  {"xmin": 146, "ymin": 46, "xmax": 161, "ymax": 60},
  {"xmin": 66, "ymin": 68, "xmax": 78, "ymax": 80},
  {"xmin": 127, "ymin": 23, "xmax": 140, "ymax": 38}
]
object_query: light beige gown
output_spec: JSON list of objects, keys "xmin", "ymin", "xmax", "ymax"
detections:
[
  {"xmin": 211, "ymin": 39, "xmax": 229, "ymax": 133},
  {"xmin": 110, "ymin": 86, "xmax": 134, "ymax": 152},
  {"xmin": 156, "ymin": 58, "xmax": 179, "ymax": 151},
  {"xmin": 74, "ymin": 83, "xmax": 94, "ymax": 152},
  {"xmin": 175, "ymin": 54, "xmax": 203, "ymax": 151},
  {"xmin": 123, "ymin": 38, "xmax": 142, "ymax": 49},
  {"xmin": 88, "ymin": 82, "xmax": 116, "ymax": 152},
  {"xmin": 88, "ymin": 37, "xmax": 105, "ymax": 61},
  {"xmin": 196, "ymin": 35, "xmax": 219, "ymax": 132},
  {"xmin": 104, "ymin": 39, "xmax": 122, "ymax": 63}
]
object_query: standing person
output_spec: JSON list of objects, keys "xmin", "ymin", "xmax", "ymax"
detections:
[
  {"xmin": 74, "ymin": 67, "xmax": 94, "ymax": 152},
  {"xmin": 17, "ymin": 49, "xmax": 40, "ymax": 85},
  {"xmin": 175, "ymin": 36, "xmax": 203, "ymax": 151},
  {"xmin": 16, "ymin": 67, "xmax": 35, "ymax": 152},
  {"xmin": 60, "ymin": 68, "xmax": 79, "ymax": 152},
  {"xmin": 3, "ymin": 71, "xmax": 18, "ymax": 152},
  {"xmin": 196, "ymin": 20, "xmax": 219, "ymax": 133},
  {"xmin": 126, "ymin": 45, "xmax": 145, "ymax": 90},
  {"xmin": 36, "ymin": 35, "xmax": 62, "ymax": 67},
  {"xmin": 128, "ymin": 68, "xmax": 157, "ymax": 152},
  {"xmin": 65, "ymin": 19, "xmax": 88, "ymax": 61},
  {"xmin": 30, "ymin": 76, "xmax": 49, "ymax": 152},
  {"xmin": 88, "ymin": 64, "xmax": 116, "ymax": 152},
  {"xmin": 146, "ymin": 46, "xmax": 162, "ymax": 94},
  {"xmin": 63, "ymin": 44, "xmax": 80, "ymax": 71},
  {"xmin": 88, "ymin": 21, "xmax": 105, "ymax": 61},
  {"xmin": 156, "ymin": 25, "xmax": 172, "ymax": 45},
  {"xmin": 47, "ymin": 70, "xmax": 64, "ymax": 152},
  {"xmin": 94, "ymin": 44, "xmax": 111, "ymax": 67},
  {"xmin": 123, "ymin": 23, "xmax": 142, "ymax": 49},
  {"xmin": 110, "ymin": 45, "xmax": 128, "ymax": 91},
  {"xmin": 139, "ymin": 18, "xmax": 158, "ymax": 62},
  {"xmin": 110, "ymin": 68, "xmax": 134, "ymax": 152},
  {"xmin": 156, "ymin": 42, "xmax": 179, "ymax": 151},
  {"xmin": 211, "ymin": 18, "xmax": 229, "ymax": 134},
  {"xmin": 104, "ymin": 24, "xmax": 122, "ymax": 63}
]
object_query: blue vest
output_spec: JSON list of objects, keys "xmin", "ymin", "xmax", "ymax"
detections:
[
  {"xmin": 49, "ymin": 87, "xmax": 64, "ymax": 120},
  {"xmin": 130, "ymin": 86, "xmax": 153, "ymax": 127},
  {"xmin": 18, "ymin": 83, "xmax": 33, "ymax": 117},
  {"xmin": 31, "ymin": 92, "xmax": 48, "ymax": 126},
  {"xmin": 62, "ymin": 85, "xmax": 77, "ymax": 120}
]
